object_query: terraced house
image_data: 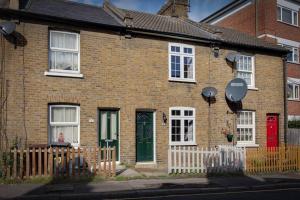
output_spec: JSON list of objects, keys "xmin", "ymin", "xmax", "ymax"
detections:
[{"xmin": 0, "ymin": 0, "xmax": 288, "ymax": 169}]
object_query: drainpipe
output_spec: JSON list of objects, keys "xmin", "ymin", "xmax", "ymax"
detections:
[{"xmin": 283, "ymin": 56, "xmax": 287, "ymax": 144}]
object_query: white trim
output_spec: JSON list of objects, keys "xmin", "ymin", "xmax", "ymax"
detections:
[
  {"xmin": 277, "ymin": 4, "xmax": 298, "ymax": 26},
  {"xmin": 236, "ymin": 55, "xmax": 256, "ymax": 88},
  {"xmin": 49, "ymin": 105, "xmax": 80, "ymax": 147},
  {"xmin": 277, "ymin": 0, "xmax": 300, "ymax": 11},
  {"xmin": 236, "ymin": 111, "xmax": 256, "ymax": 147},
  {"xmin": 168, "ymin": 43, "xmax": 195, "ymax": 82},
  {"xmin": 49, "ymin": 30, "xmax": 81, "ymax": 74},
  {"xmin": 288, "ymin": 82, "xmax": 300, "ymax": 100},
  {"xmin": 169, "ymin": 107, "xmax": 196, "ymax": 146},
  {"xmin": 44, "ymin": 71, "xmax": 84, "ymax": 78},
  {"xmin": 210, "ymin": 1, "xmax": 252, "ymax": 25},
  {"xmin": 118, "ymin": 109, "xmax": 121, "ymax": 162}
]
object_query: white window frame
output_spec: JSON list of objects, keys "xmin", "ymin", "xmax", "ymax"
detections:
[
  {"xmin": 288, "ymin": 83, "xmax": 300, "ymax": 100},
  {"xmin": 169, "ymin": 107, "xmax": 196, "ymax": 145},
  {"xmin": 277, "ymin": 5, "xmax": 298, "ymax": 26},
  {"xmin": 236, "ymin": 111, "xmax": 256, "ymax": 146},
  {"xmin": 49, "ymin": 105, "xmax": 80, "ymax": 147},
  {"xmin": 49, "ymin": 30, "xmax": 81, "ymax": 74},
  {"xmin": 168, "ymin": 43, "xmax": 195, "ymax": 82},
  {"xmin": 236, "ymin": 55, "xmax": 256, "ymax": 89},
  {"xmin": 279, "ymin": 44, "xmax": 299, "ymax": 63}
]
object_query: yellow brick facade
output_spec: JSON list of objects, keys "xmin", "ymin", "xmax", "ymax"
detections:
[{"xmin": 1, "ymin": 22, "xmax": 285, "ymax": 169}]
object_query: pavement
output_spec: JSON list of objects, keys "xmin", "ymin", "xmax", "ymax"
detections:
[{"xmin": 1, "ymin": 173, "xmax": 300, "ymax": 199}]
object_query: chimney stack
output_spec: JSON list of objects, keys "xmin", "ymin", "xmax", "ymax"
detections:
[{"xmin": 157, "ymin": 0, "xmax": 189, "ymax": 19}]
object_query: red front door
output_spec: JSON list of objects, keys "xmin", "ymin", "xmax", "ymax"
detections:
[{"xmin": 267, "ymin": 114, "xmax": 279, "ymax": 148}]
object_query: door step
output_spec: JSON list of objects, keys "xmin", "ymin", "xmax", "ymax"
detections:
[{"xmin": 135, "ymin": 162, "xmax": 157, "ymax": 169}]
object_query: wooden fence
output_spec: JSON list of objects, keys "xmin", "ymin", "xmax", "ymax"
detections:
[
  {"xmin": 246, "ymin": 146, "xmax": 300, "ymax": 173},
  {"xmin": 168, "ymin": 145, "xmax": 245, "ymax": 174},
  {"xmin": 287, "ymin": 129, "xmax": 300, "ymax": 145},
  {"xmin": 4, "ymin": 147, "xmax": 116, "ymax": 179}
]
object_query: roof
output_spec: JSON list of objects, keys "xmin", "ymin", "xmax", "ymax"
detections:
[
  {"xmin": 120, "ymin": 9, "xmax": 217, "ymax": 41},
  {"xmin": 0, "ymin": 0, "xmax": 288, "ymax": 54},
  {"xmin": 201, "ymin": 0, "xmax": 250, "ymax": 23},
  {"xmin": 24, "ymin": 0, "xmax": 123, "ymax": 27}
]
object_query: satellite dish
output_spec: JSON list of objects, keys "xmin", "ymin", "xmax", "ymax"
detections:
[
  {"xmin": 0, "ymin": 21, "xmax": 16, "ymax": 35},
  {"xmin": 226, "ymin": 52, "xmax": 240, "ymax": 63},
  {"xmin": 202, "ymin": 87, "xmax": 218, "ymax": 98},
  {"xmin": 225, "ymin": 78, "xmax": 248, "ymax": 102}
]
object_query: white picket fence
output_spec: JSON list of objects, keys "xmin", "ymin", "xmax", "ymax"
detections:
[{"xmin": 168, "ymin": 145, "xmax": 246, "ymax": 174}]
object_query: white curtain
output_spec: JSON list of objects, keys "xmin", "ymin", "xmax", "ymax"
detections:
[
  {"xmin": 65, "ymin": 107, "xmax": 76, "ymax": 122},
  {"xmin": 111, "ymin": 112, "xmax": 117, "ymax": 140},
  {"xmin": 101, "ymin": 112, "xmax": 107, "ymax": 140},
  {"xmin": 50, "ymin": 126, "xmax": 76, "ymax": 144},
  {"xmin": 51, "ymin": 32, "xmax": 77, "ymax": 50},
  {"xmin": 51, "ymin": 107, "xmax": 64, "ymax": 122}
]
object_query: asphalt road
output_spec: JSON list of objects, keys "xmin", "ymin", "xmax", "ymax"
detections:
[{"xmin": 115, "ymin": 188, "xmax": 300, "ymax": 200}]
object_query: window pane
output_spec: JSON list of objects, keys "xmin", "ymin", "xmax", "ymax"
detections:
[
  {"xmin": 50, "ymin": 126, "xmax": 76, "ymax": 144},
  {"xmin": 171, "ymin": 119, "xmax": 181, "ymax": 142},
  {"xmin": 101, "ymin": 112, "xmax": 107, "ymax": 140},
  {"xmin": 50, "ymin": 51, "xmax": 56, "ymax": 69},
  {"xmin": 287, "ymin": 49, "xmax": 293, "ymax": 62},
  {"xmin": 111, "ymin": 112, "xmax": 118, "ymax": 140},
  {"xmin": 184, "ymin": 47, "xmax": 192, "ymax": 54},
  {"xmin": 171, "ymin": 110, "xmax": 181, "ymax": 116},
  {"xmin": 293, "ymin": 48, "xmax": 299, "ymax": 63},
  {"xmin": 277, "ymin": 6, "xmax": 281, "ymax": 20},
  {"xmin": 55, "ymin": 51, "xmax": 74, "ymax": 71},
  {"xmin": 65, "ymin": 107, "xmax": 77, "ymax": 122},
  {"xmin": 171, "ymin": 55, "xmax": 180, "ymax": 78},
  {"xmin": 184, "ymin": 57, "xmax": 193, "ymax": 79},
  {"xmin": 73, "ymin": 53, "xmax": 79, "ymax": 71},
  {"xmin": 288, "ymin": 84, "xmax": 293, "ymax": 98},
  {"xmin": 184, "ymin": 120, "xmax": 193, "ymax": 142},
  {"xmin": 171, "ymin": 46, "xmax": 180, "ymax": 53},
  {"xmin": 237, "ymin": 71, "xmax": 251, "ymax": 85},
  {"xmin": 51, "ymin": 32, "xmax": 77, "ymax": 50},
  {"xmin": 293, "ymin": 11, "xmax": 298, "ymax": 25},
  {"xmin": 295, "ymin": 85, "xmax": 299, "ymax": 99},
  {"xmin": 51, "ymin": 107, "xmax": 64, "ymax": 122},
  {"xmin": 282, "ymin": 7, "xmax": 292, "ymax": 24}
]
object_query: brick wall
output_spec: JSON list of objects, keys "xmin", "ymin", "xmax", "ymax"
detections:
[{"xmin": 2, "ymin": 21, "xmax": 285, "ymax": 169}]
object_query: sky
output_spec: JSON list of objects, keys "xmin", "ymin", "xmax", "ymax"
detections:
[{"xmin": 71, "ymin": 0, "xmax": 233, "ymax": 21}]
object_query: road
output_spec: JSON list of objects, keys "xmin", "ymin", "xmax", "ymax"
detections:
[{"xmin": 115, "ymin": 188, "xmax": 300, "ymax": 200}]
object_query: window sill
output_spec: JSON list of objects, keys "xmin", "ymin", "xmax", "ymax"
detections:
[
  {"xmin": 44, "ymin": 71, "xmax": 84, "ymax": 78},
  {"xmin": 168, "ymin": 79, "xmax": 196, "ymax": 84},
  {"xmin": 248, "ymin": 87, "xmax": 258, "ymax": 91},
  {"xmin": 169, "ymin": 143, "xmax": 197, "ymax": 146},
  {"xmin": 236, "ymin": 143, "xmax": 259, "ymax": 148},
  {"xmin": 287, "ymin": 61, "xmax": 300, "ymax": 65},
  {"xmin": 288, "ymin": 98, "xmax": 300, "ymax": 102},
  {"xmin": 277, "ymin": 20, "xmax": 298, "ymax": 28}
]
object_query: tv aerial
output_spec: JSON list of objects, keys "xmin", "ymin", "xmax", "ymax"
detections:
[{"xmin": 225, "ymin": 78, "xmax": 248, "ymax": 102}]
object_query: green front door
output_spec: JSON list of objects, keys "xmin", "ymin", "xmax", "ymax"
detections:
[
  {"xmin": 99, "ymin": 110, "xmax": 119, "ymax": 161},
  {"xmin": 136, "ymin": 111, "xmax": 154, "ymax": 162}
]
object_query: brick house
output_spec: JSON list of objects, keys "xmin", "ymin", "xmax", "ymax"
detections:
[
  {"xmin": 202, "ymin": 0, "xmax": 300, "ymax": 124},
  {"xmin": 0, "ymin": 0, "xmax": 287, "ymax": 169}
]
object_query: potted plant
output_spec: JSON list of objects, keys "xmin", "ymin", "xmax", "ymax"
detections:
[{"xmin": 221, "ymin": 128, "xmax": 234, "ymax": 142}]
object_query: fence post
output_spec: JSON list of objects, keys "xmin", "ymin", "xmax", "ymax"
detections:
[
  {"xmin": 32, "ymin": 148, "xmax": 36, "ymax": 177},
  {"xmin": 20, "ymin": 149, "xmax": 24, "ymax": 179},
  {"xmin": 82, "ymin": 147, "xmax": 86, "ymax": 176},
  {"xmin": 66, "ymin": 147, "xmax": 70, "ymax": 177},
  {"xmin": 26, "ymin": 148, "xmax": 29, "ymax": 178},
  {"xmin": 38, "ymin": 147, "xmax": 42, "ymax": 177},
  {"xmin": 72, "ymin": 147, "xmax": 75, "ymax": 177},
  {"xmin": 13, "ymin": 148, "xmax": 17, "ymax": 179},
  {"xmin": 112, "ymin": 147, "xmax": 116, "ymax": 176},
  {"xmin": 44, "ymin": 147, "xmax": 47, "ymax": 176},
  {"xmin": 49, "ymin": 147, "xmax": 53, "ymax": 177}
]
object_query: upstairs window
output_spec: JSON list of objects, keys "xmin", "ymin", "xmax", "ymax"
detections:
[
  {"xmin": 288, "ymin": 83, "xmax": 299, "ymax": 100},
  {"xmin": 237, "ymin": 111, "xmax": 256, "ymax": 146},
  {"xmin": 277, "ymin": 5, "xmax": 298, "ymax": 26},
  {"xmin": 236, "ymin": 55, "xmax": 255, "ymax": 88},
  {"xmin": 169, "ymin": 107, "xmax": 195, "ymax": 145},
  {"xmin": 49, "ymin": 31, "xmax": 80, "ymax": 73},
  {"xmin": 280, "ymin": 44, "xmax": 299, "ymax": 63},
  {"xmin": 169, "ymin": 43, "xmax": 195, "ymax": 82},
  {"xmin": 49, "ymin": 105, "xmax": 80, "ymax": 146}
]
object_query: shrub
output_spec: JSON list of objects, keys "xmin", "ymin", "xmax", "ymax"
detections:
[{"xmin": 288, "ymin": 120, "xmax": 300, "ymax": 128}]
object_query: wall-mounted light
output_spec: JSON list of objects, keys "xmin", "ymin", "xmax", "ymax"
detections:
[
  {"xmin": 213, "ymin": 46, "xmax": 219, "ymax": 58},
  {"xmin": 162, "ymin": 112, "xmax": 167, "ymax": 125}
]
